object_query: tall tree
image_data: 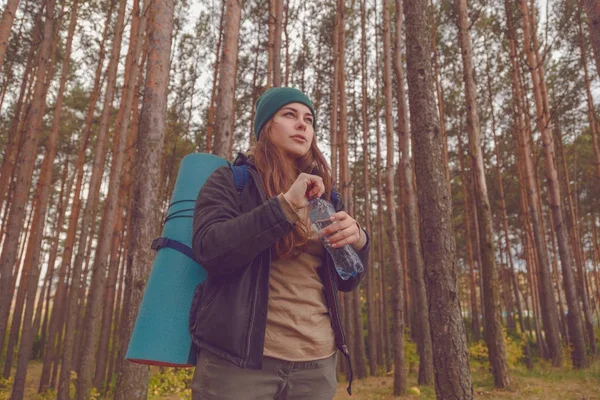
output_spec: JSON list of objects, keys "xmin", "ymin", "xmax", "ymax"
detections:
[
  {"xmin": 504, "ymin": 0, "xmax": 563, "ymax": 366},
  {"xmin": 0, "ymin": 0, "xmax": 56, "ymax": 354},
  {"xmin": 76, "ymin": 1, "xmax": 147, "ymax": 397},
  {"xmin": 57, "ymin": 0, "xmax": 128, "ymax": 397},
  {"xmin": 403, "ymin": 0, "xmax": 473, "ymax": 397},
  {"xmin": 394, "ymin": 0, "xmax": 433, "ymax": 385},
  {"xmin": 456, "ymin": 0, "xmax": 510, "ymax": 387},
  {"xmin": 212, "ymin": 0, "xmax": 242, "ymax": 158},
  {"xmin": 519, "ymin": 0, "xmax": 588, "ymax": 368},
  {"xmin": 0, "ymin": 0, "xmax": 20, "ymax": 71},
  {"xmin": 382, "ymin": 0, "xmax": 406, "ymax": 394},
  {"xmin": 583, "ymin": 0, "xmax": 600, "ymax": 78},
  {"xmin": 272, "ymin": 0, "xmax": 283, "ymax": 86},
  {"xmin": 359, "ymin": 0, "xmax": 377, "ymax": 377},
  {"xmin": 9, "ymin": 1, "xmax": 78, "ymax": 397},
  {"xmin": 114, "ymin": 1, "xmax": 174, "ymax": 397}
]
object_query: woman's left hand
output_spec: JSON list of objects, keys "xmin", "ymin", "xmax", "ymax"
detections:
[{"xmin": 319, "ymin": 211, "xmax": 361, "ymax": 248}]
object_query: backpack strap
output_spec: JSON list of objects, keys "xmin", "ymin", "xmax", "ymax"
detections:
[
  {"xmin": 231, "ymin": 164, "xmax": 248, "ymax": 195},
  {"xmin": 151, "ymin": 237, "xmax": 196, "ymax": 262},
  {"xmin": 152, "ymin": 164, "xmax": 248, "ymax": 260}
]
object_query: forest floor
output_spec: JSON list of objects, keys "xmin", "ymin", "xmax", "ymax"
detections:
[
  {"xmin": 1, "ymin": 359, "xmax": 599, "ymax": 399},
  {"xmin": 332, "ymin": 360, "xmax": 600, "ymax": 399}
]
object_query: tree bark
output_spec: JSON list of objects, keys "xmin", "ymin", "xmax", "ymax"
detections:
[
  {"xmin": 212, "ymin": 0, "xmax": 241, "ymax": 158},
  {"xmin": 76, "ymin": 3, "xmax": 147, "ymax": 397},
  {"xmin": 456, "ymin": 0, "xmax": 510, "ymax": 387},
  {"xmin": 0, "ymin": 0, "xmax": 20, "ymax": 71},
  {"xmin": 403, "ymin": 0, "xmax": 473, "ymax": 397},
  {"xmin": 583, "ymin": 0, "xmax": 600, "ymax": 79},
  {"xmin": 382, "ymin": 0, "xmax": 406, "ymax": 394},
  {"xmin": 272, "ymin": 0, "xmax": 282, "ymax": 87},
  {"xmin": 0, "ymin": 0, "xmax": 55, "ymax": 358},
  {"xmin": 504, "ymin": 0, "xmax": 563, "ymax": 366},
  {"xmin": 360, "ymin": 0, "xmax": 377, "ymax": 377},
  {"xmin": 519, "ymin": 0, "xmax": 588, "ymax": 368},
  {"xmin": 113, "ymin": 1, "xmax": 173, "ymax": 398},
  {"xmin": 393, "ymin": 0, "xmax": 433, "ymax": 385},
  {"xmin": 205, "ymin": 0, "xmax": 225, "ymax": 153},
  {"xmin": 57, "ymin": 0, "xmax": 128, "ymax": 397},
  {"xmin": 457, "ymin": 131, "xmax": 481, "ymax": 343},
  {"xmin": 12, "ymin": 0, "xmax": 77, "ymax": 389}
]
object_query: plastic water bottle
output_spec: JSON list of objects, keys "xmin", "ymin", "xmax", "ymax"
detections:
[{"xmin": 308, "ymin": 198, "xmax": 364, "ymax": 280}]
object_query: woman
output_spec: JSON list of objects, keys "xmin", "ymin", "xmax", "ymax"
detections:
[{"xmin": 190, "ymin": 87, "xmax": 369, "ymax": 400}]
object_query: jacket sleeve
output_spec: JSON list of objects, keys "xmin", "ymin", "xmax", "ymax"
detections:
[
  {"xmin": 332, "ymin": 190, "xmax": 370, "ymax": 292},
  {"xmin": 192, "ymin": 166, "xmax": 294, "ymax": 277}
]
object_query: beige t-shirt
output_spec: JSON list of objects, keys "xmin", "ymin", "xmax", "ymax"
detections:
[{"xmin": 263, "ymin": 197, "xmax": 336, "ymax": 361}]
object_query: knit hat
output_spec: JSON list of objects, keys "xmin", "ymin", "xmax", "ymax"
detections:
[{"xmin": 253, "ymin": 87, "xmax": 316, "ymax": 140}]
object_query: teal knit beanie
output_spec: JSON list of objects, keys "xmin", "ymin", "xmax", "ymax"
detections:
[{"xmin": 253, "ymin": 87, "xmax": 316, "ymax": 140}]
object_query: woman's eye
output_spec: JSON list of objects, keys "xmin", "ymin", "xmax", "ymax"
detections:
[
  {"xmin": 285, "ymin": 112, "xmax": 294, "ymax": 117},
  {"xmin": 306, "ymin": 119, "xmax": 314, "ymax": 125}
]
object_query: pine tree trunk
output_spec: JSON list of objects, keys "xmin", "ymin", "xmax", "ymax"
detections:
[
  {"xmin": 10, "ymin": 1, "xmax": 76, "ymax": 391},
  {"xmin": 486, "ymin": 56, "xmax": 532, "ymax": 365},
  {"xmin": 553, "ymin": 118, "xmax": 597, "ymax": 353},
  {"xmin": 359, "ymin": 0, "xmax": 377, "ymax": 377},
  {"xmin": 577, "ymin": 8, "xmax": 600, "ymax": 187},
  {"xmin": 3, "ymin": 9, "xmax": 64, "ymax": 373},
  {"xmin": 382, "ymin": 0, "xmax": 406, "ymax": 394},
  {"xmin": 428, "ymin": 0, "xmax": 450, "ymax": 185},
  {"xmin": 283, "ymin": 0, "xmax": 290, "ymax": 86},
  {"xmin": 393, "ymin": 0, "xmax": 433, "ymax": 385},
  {"xmin": 403, "ymin": 0, "xmax": 473, "ymax": 397},
  {"xmin": 456, "ymin": 0, "xmax": 510, "ymax": 387},
  {"xmin": 519, "ymin": 0, "xmax": 588, "ymax": 368},
  {"xmin": 505, "ymin": 0, "xmax": 563, "ymax": 366},
  {"xmin": 0, "ymin": 0, "xmax": 55, "ymax": 358},
  {"xmin": 0, "ymin": 28, "xmax": 35, "ymax": 222},
  {"xmin": 267, "ymin": 0, "xmax": 274, "ymax": 89},
  {"xmin": 583, "ymin": 0, "xmax": 600, "ymax": 79},
  {"xmin": 272, "ymin": 0, "xmax": 282, "ymax": 87},
  {"xmin": 76, "ymin": 1, "xmax": 146, "ymax": 396},
  {"xmin": 57, "ymin": 0, "xmax": 127, "ymax": 397},
  {"xmin": 212, "ymin": 0, "xmax": 241, "ymax": 158},
  {"xmin": 94, "ymin": 59, "xmax": 143, "ymax": 390},
  {"xmin": 330, "ymin": 5, "xmax": 339, "ymax": 184},
  {"xmin": 457, "ymin": 132, "xmax": 481, "ymax": 343},
  {"xmin": 336, "ymin": 0, "xmax": 367, "ymax": 379},
  {"xmin": 205, "ymin": 0, "xmax": 224, "ymax": 153},
  {"xmin": 374, "ymin": 17, "xmax": 390, "ymax": 370},
  {"xmin": 37, "ymin": 158, "xmax": 70, "ymax": 363},
  {"xmin": 0, "ymin": 0, "xmax": 20, "ymax": 71},
  {"xmin": 114, "ymin": 1, "xmax": 173, "ymax": 397}
]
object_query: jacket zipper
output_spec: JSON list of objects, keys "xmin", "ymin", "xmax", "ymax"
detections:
[
  {"xmin": 326, "ymin": 254, "xmax": 348, "ymax": 347},
  {"xmin": 243, "ymin": 166, "xmax": 269, "ymax": 366}
]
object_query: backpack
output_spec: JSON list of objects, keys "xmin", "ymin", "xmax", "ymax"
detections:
[{"xmin": 125, "ymin": 153, "xmax": 248, "ymax": 368}]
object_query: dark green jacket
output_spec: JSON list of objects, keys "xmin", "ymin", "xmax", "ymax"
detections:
[{"xmin": 189, "ymin": 154, "xmax": 369, "ymax": 388}]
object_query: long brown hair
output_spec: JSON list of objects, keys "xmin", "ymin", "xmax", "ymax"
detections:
[{"xmin": 249, "ymin": 120, "xmax": 333, "ymax": 259}]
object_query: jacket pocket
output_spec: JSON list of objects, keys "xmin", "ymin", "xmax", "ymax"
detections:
[
  {"xmin": 189, "ymin": 282, "xmax": 222, "ymax": 336},
  {"xmin": 189, "ymin": 282, "xmax": 205, "ymax": 334}
]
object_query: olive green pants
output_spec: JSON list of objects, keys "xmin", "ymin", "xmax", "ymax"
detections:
[{"xmin": 191, "ymin": 348, "xmax": 337, "ymax": 400}]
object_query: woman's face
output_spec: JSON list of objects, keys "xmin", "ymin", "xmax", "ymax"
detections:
[{"xmin": 268, "ymin": 102, "xmax": 315, "ymax": 159}]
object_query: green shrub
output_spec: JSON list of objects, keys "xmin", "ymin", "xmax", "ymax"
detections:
[
  {"xmin": 148, "ymin": 367, "xmax": 193, "ymax": 399},
  {"xmin": 468, "ymin": 329, "xmax": 525, "ymax": 369}
]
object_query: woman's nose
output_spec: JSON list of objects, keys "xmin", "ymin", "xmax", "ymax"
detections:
[{"xmin": 296, "ymin": 119, "xmax": 306, "ymax": 130}]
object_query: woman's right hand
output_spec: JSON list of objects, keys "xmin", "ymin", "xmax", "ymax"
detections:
[{"xmin": 283, "ymin": 173, "xmax": 325, "ymax": 210}]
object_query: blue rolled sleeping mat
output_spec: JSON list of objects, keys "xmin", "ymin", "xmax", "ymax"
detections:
[{"xmin": 125, "ymin": 153, "xmax": 228, "ymax": 367}]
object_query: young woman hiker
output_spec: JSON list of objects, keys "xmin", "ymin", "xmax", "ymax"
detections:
[{"xmin": 190, "ymin": 87, "xmax": 369, "ymax": 400}]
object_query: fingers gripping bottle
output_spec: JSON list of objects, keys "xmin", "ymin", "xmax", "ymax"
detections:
[{"xmin": 308, "ymin": 198, "xmax": 364, "ymax": 280}]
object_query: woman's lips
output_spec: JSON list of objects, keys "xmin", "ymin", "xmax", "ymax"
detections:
[{"xmin": 291, "ymin": 135, "xmax": 306, "ymax": 143}]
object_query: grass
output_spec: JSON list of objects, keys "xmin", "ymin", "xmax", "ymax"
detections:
[
  {"xmin": 333, "ymin": 361, "xmax": 600, "ymax": 400},
  {"xmin": 3, "ymin": 359, "xmax": 599, "ymax": 399}
]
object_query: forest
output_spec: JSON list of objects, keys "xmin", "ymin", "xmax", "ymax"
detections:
[{"xmin": 0, "ymin": 0, "xmax": 599, "ymax": 399}]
